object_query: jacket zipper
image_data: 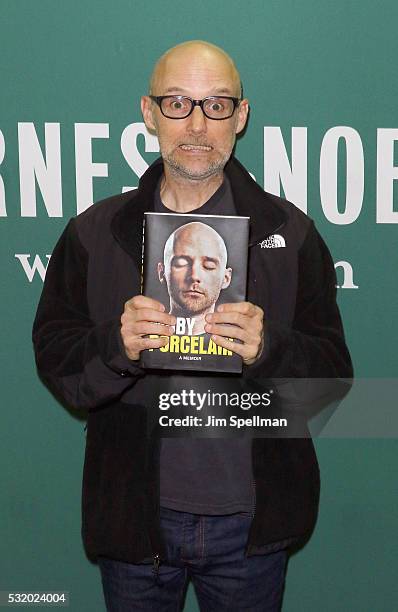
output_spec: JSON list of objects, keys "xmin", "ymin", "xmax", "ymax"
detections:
[
  {"xmin": 148, "ymin": 219, "xmax": 287, "ymax": 565},
  {"xmin": 244, "ymin": 442, "xmax": 257, "ymax": 557},
  {"xmin": 150, "ymin": 436, "xmax": 164, "ymax": 585},
  {"xmin": 244, "ymin": 220, "xmax": 286, "ymax": 557},
  {"xmin": 152, "ymin": 553, "xmax": 162, "ymax": 585}
]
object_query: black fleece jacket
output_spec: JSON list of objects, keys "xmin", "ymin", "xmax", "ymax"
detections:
[{"xmin": 32, "ymin": 157, "xmax": 353, "ymax": 563}]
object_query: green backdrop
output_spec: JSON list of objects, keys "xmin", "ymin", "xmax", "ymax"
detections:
[{"xmin": 1, "ymin": 1, "xmax": 397, "ymax": 610}]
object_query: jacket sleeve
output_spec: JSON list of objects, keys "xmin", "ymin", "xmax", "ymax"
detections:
[
  {"xmin": 243, "ymin": 221, "xmax": 353, "ymax": 413},
  {"xmin": 32, "ymin": 218, "xmax": 145, "ymax": 411}
]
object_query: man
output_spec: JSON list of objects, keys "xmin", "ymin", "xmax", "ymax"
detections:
[
  {"xmin": 158, "ymin": 221, "xmax": 232, "ymax": 334},
  {"xmin": 33, "ymin": 40, "xmax": 352, "ymax": 611}
]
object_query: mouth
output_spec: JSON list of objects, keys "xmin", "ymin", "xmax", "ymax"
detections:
[
  {"xmin": 179, "ymin": 144, "xmax": 213, "ymax": 152},
  {"xmin": 183, "ymin": 290, "xmax": 205, "ymax": 297}
]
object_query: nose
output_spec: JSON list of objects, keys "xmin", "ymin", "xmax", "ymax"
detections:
[
  {"xmin": 189, "ymin": 260, "xmax": 202, "ymax": 283},
  {"xmin": 187, "ymin": 105, "xmax": 207, "ymax": 135}
]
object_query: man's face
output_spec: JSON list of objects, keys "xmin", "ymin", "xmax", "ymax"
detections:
[
  {"xmin": 159, "ymin": 224, "xmax": 232, "ymax": 316},
  {"xmin": 141, "ymin": 46, "xmax": 249, "ymax": 181}
]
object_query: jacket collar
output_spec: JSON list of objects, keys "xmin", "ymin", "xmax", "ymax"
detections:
[{"xmin": 111, "ymin": 156, "xmax": 287, "ymax": 267}]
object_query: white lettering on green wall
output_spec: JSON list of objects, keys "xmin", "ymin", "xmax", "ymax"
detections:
[
  {"xmin": 75, "ymin": 123, "xmax": 109, "ymax": 214},
  {"xmin": 376, "ymin": 129, "xmax": 398, "ymax": 223},
  {"xmin": 18, "ymin": 123, "xmax": 62, "ymax": 217},
  {"xmin": 263, "ymin": 127, "xmax": 307, "ymax": 213}
]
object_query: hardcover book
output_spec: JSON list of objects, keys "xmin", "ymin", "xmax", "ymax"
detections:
[{"xmin": 139, "ymin": 212, "xmax": 250, "ymax": 373}]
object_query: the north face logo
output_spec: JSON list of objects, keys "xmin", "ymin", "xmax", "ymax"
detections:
[{"xmin": 260, "ymin": 234, "xmax": 286, "ymax": 248}]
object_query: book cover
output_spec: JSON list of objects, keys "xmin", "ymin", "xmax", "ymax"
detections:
[{"xmin": 139, "ymin": 212, "xmax": 249, "ymax": 373}]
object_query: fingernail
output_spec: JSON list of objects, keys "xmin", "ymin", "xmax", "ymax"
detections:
[{"xmin": 217, "ymin": 305, "xmax": 223, "ymax": 312}]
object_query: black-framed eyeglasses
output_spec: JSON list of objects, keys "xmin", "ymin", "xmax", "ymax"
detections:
[{"xmin": 149, "ymin": 95, "xmax": 241, "ymax": 120}]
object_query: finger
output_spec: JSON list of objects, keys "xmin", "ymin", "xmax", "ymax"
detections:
[
  {"xmin": 216, "ymin": 302, "xmax": 259, "ymax": 316},
  {"xmin": 210, "ymin": 334, "xmax": 246, "ymax": 358},
  {"xmin": 205, "ymin": 323, "xmax": 250, "ymax": 343},
  {"xmin": 129, "ymin": 322, "xmax": 175, "ymax": 337},
  {"xmin": 206, "ymin": 311, "xmax": 249, "ymax": 327},
  {"xmin": 207, "ymin": 312, "xmax": 264, "ymax": 338},
  {"xmin": 211, "ymin": 334, "xmax": 260, "ymax": 363},
  {"xmin": 125, "ymin": 335, "xmax": 170, "ymax": 353},
  {"xmin": 139, "ymin": 336, "xmax": 170, "ymax": 350},
  {"xmin": 132, "ymin": 308, "xmax": 176, "ymax": 326},
  {"xmin": 126, "ymin": 295, "xmax": 166, "ymax": 312}
]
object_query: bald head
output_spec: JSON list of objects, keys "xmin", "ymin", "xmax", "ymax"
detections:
[
  {"xmin": 159, "ymin": 221, "xmax": 232, "ymax": 316},
  {"xmin": 149, "ymin": 40, "xmax": 242, "ymax": 98},
  {"xmin": 164, "ymin": 221, "xmax": 228, "ymax": 266}
]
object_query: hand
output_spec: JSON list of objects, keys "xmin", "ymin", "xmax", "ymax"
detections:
[
  {"xmin": 204, "ymin": 302, "xmax": 264, "ymax": 365},
  {"xmin": 120, "ymin": 295, "xmax": 176, "ymax": 361}
]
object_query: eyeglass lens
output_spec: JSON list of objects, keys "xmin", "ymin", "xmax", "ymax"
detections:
[{"xmin": 160, "ymin": 96, "xmax": 235, "ymax": 119}]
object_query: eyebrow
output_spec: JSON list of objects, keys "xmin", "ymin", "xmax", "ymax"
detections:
[
  {"xmin": 161, "ymin": 86, "xmax": 235, "ymax": 96},
  {"xmin": 171, "ymin": 255, "xmax": 220, "ymax": 264}
]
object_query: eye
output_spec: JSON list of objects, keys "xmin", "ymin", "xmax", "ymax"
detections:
[
  {"xmin": 203, "ymin": 259, "xmax": 217, "ymax": 270},
  {"xmin": 164, "ymin": 97, "xmax": 190, "ymax": 113},
  {"xmin": 170, "ymin": 100, "xmax": 184, "ymax": 110},
  {"xmin": 204, "ymin": 99, "xmax": 226, "ymax": 114},
  {"xmin": 209, "ymin": 101, "xmax": 224, "ymax": 112},
  {"xmin": 172, "ymin": 256, "xmax": 190, "ymax": 268}
]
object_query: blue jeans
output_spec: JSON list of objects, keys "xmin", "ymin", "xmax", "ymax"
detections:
[{"xmin": 98, "ymin": 506, "xmax": 288, "ymax": 611}]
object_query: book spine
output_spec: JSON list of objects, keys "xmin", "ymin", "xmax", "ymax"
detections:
[
  {"xmin": 140, "ymin": 215, "xmax": 146, "ymax": 296},
  {"xmin": 139, "ymin": 215, "xmax": 150, "ymax": 369}
]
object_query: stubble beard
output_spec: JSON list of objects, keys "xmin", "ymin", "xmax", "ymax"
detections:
[
  {"xmin": 162, "ymin": 147, "xmax": 232, "ymax": 181},
  {"xmin": 178, "ymin": 295, "xmax": 213, "ymax": 314},
  {"xmin": 171, "ymin": 286, "xmax": 221, "ymax": 317}
]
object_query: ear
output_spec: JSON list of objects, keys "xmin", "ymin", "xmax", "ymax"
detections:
[
  {"xmin": 141, "ymin": 96, "xmax": 157, "ymax": 133},
  {"xmin": 157, "ymin": 261, "xmax": 165, "ymax": 283},
  {"xmin": 235, "ymin": 99, "xmax": 249, "ymax": 135},
  {"xmin": 221, "ymin": 267, "xmax": 232, "ymax": 289}
]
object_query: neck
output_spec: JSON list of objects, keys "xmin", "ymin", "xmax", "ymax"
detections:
[
  {"xmin": 170, "ymin": 304, "xmax": 216, "ymax": 335},
  {"xmin": 160, "ymin": 168, "xmax": 224, "ymax": 212},
  {"xmin": 191, "ymin": 313, "xmax": 207, "ymax": 335}
]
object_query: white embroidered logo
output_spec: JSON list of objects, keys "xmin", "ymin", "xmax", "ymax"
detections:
[{"xmin": 260, "ymin": 234, "xmax": 286, "ymax": 249}]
